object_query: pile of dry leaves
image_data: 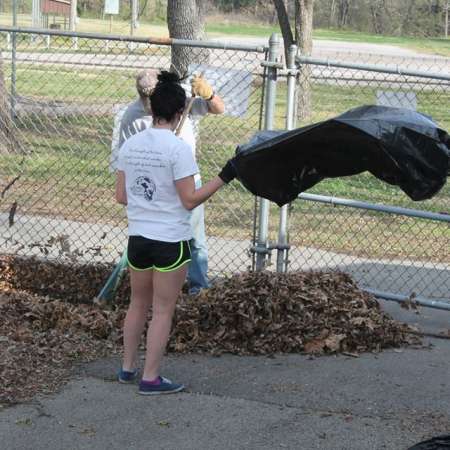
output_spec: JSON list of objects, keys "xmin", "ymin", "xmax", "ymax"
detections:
[
  {"xmin": 0, "ymin": 254, "xmax": 128, "ymax": 304},
  {"xmin": 0, "ymin": 288, "xmax": 123, "ymax": 404},
  {"xmin": 171, "ymin": 271, "xmax": 419, "ymax": 355},
  {"xmin": 0, "ymin": 255, "xmax": 420, "ymax": 404}
]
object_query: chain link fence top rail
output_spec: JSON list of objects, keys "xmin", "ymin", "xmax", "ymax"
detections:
[
  {"xmin": 0, "ymin": 27, "xmax": 267, "ymax": 277},
  {"xmin": 269, "ymin": 55, "xmax": 449, "ymax": 300}
]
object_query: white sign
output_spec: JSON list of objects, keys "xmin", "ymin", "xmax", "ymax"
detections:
[
  {"xmin": 188, "ymin": 63, "xmax": 253, "ymax": 118},
  {"xmin": 104, "ymin": 0, "xmax": 119, "ymax": 15},
  {"xmin": 376, "ymin": 90, "xmax": 417, "ymax": 111}
]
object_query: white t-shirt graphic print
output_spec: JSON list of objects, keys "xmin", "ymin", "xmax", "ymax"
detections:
[{"xmin": 117, "ymin": 128, "xmax": 199, "ymax": 242}]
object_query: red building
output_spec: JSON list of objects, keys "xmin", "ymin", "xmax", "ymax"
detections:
[
  {"xmin": 41, "ymin": 0, "xmax": 71, "ymax": 16},
  {"xmin": 41, "ymin": 0, "xmax": 71, "ymax": 29}
]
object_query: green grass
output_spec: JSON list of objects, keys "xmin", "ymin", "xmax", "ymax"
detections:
[
  {"xmin": 1, "ymin": 15, "xmax": 448, "ymax": 270},
  {"xmin": 0, "ymin": 63, "xmax": 448, "ymax": 263},
  {"xmin": 3, "ymin": 63, "xmax": 449, "ymax": 183},
  {"xmin": 6, "ymin": 65, "xmax": 137, "ymax": 101},
  {"xmin": 4, "ymin": 61, "xmax": 449, "ymax": 137},
  {"xmin": 0, "ymin": 13, "xmax": 169, "ymax": 38},
  {"xmin": 0, "ymin": 32, "xmax": 172, "ymax": 57}
]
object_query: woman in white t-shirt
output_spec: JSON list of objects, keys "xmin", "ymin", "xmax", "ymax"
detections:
[{"xmin": 115, "ymin": 71, "xmax": 236, "ymax": 395}]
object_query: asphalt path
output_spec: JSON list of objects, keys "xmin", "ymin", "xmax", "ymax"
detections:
[{"xmin": 1, "ymin": 306, "xmax": 449, "ymax": 450}]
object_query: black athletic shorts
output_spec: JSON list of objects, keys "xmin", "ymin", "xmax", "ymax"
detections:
[{"xmin": 127, "ymin": 236, "xmax": 191, "ymax": 272}]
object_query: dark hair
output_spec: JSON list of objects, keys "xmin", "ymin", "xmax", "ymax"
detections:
[{"xmin": 150, "ymin": 71, "xmax": 186, "ymax": 122}]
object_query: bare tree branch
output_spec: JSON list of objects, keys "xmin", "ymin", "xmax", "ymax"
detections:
[
  {"xmin": 273, "ymin": 0, "xmax": 295, "ymax": 62},
  {"xmin": 1, "ymin": 175, "xmax": 21, "ymax": 199}
]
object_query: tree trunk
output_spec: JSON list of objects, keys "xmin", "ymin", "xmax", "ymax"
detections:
[
  {"xmin": 370, "ymin": 0, "xmax": 387, "ymax": 35},
  {"xmin": 329, "ymin": 0, "xmax": 337, "ymax": 27},
  {"xmin": 294, "ymin": 0, "xmax": 314, "ymax": 122},
  {"xmin": 337, "ymin": 0, "xmax": 350, "ymax": 28},
  {"xmin": 401, "ymin": 0, "xmax": 416, "ymax": 35},
  {"xmin": 167, "ymin": 0, "xmax": 207, "ymax": 78}
]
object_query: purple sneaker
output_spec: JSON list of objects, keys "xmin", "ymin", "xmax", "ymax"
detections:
[
  {"xmin": 138, "ymin": 376, "xmax": 185, "ymax": 395},
  {"xmin": 118, "ymin": 368, "xmax": 138, "ymax": 384}
]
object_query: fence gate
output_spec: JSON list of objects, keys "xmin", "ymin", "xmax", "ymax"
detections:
[{"xmin": 254, "ymin": 48, "xmax": 450, "ymax": 309}]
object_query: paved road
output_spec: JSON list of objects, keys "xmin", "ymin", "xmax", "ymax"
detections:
[
  {"xmin": 211, "ymin": 36, "xmax": 450, "ymax": 80},
  {"xmin": 2, "ymin": 33, "xmax": 449, "ymax": 71},
  {"xmin": 216, "ymin": 36, "xmax": 447, "ymax": 58}
]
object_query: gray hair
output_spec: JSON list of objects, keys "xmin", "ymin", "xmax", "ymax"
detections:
[{"xmin": 136, "ymin": 70, "xmax": 158, "ymax": 97}]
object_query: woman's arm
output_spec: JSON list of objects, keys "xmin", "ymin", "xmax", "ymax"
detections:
[
  {"xmin": 115, "ymin": 170, "xmax": 127, "ymax": 205},
  {"xmin": 175, "ymin": 175, "xmax": 225, "ymax": 211},
  {"xmin": 175, "ymin": 159, "xmax": 237, "ymax": 210}
]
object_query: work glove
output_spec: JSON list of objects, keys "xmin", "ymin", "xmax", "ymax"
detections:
[
  {"xmin": 191, "ymin": 74, "xmax": 214, "ymax": 100},
  {"xmin": 218, "ymin": 159, "xmax": 237, "ymax": 184}
]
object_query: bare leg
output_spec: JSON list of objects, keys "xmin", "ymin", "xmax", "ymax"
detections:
[
  {"xmin": 122, "ymin": 269, "xmax": 153, "ymax": 371},
  {"xmin": 142, "ymin": 265, "xmax": 187, "ymax": 381}
]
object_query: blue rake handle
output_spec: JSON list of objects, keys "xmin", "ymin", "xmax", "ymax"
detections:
[{"xmin": 95, "ymin": 250, "xmax": 128, "ymax": 303}]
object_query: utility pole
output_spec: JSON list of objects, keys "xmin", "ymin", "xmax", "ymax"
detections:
[{"xmin": 11, "ymin": 0, "xmax": 17, "ymax": 118}]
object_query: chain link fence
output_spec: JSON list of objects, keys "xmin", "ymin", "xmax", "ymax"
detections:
[
  {"xmin": 266, "ymin": 48, "xmax": 450, "ymax": 302},
  {"xmin": 0, "ymin": 27, "xmax": 449, "ymax": 303},
  {"xmin": 0, "ymin": 27, "xmax": 267, "ymax": 277}
]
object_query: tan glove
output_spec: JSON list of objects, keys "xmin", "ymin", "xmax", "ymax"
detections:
[{"xmin": 190, "ymin": 75, "xmax": 214, "ymax": 100}]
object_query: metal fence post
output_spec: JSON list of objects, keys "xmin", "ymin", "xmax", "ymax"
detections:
[
  {"xmin": 276, "ymin": 44, "xmax": 297, "ymax": 273},
  {"xmin": 11, "ymin": 0, "xmax": 17, "ymax": 119},
  {"xmin": 255, "ymin": 33, "xmax": 280, "ymax": 271}
]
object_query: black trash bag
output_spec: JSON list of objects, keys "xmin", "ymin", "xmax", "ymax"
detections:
[
  {"xmin": 233, "ymin": 105, "xmax": 450, "ymax": 207},
  {"xmin": 408, "ymin": 434, "xmax": 450, "ymax": 449}
]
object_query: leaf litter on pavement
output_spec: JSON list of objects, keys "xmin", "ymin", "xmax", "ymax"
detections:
[{"xmin": 0, "ymin": 255, "xmax": 420, "ymax": 404}]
